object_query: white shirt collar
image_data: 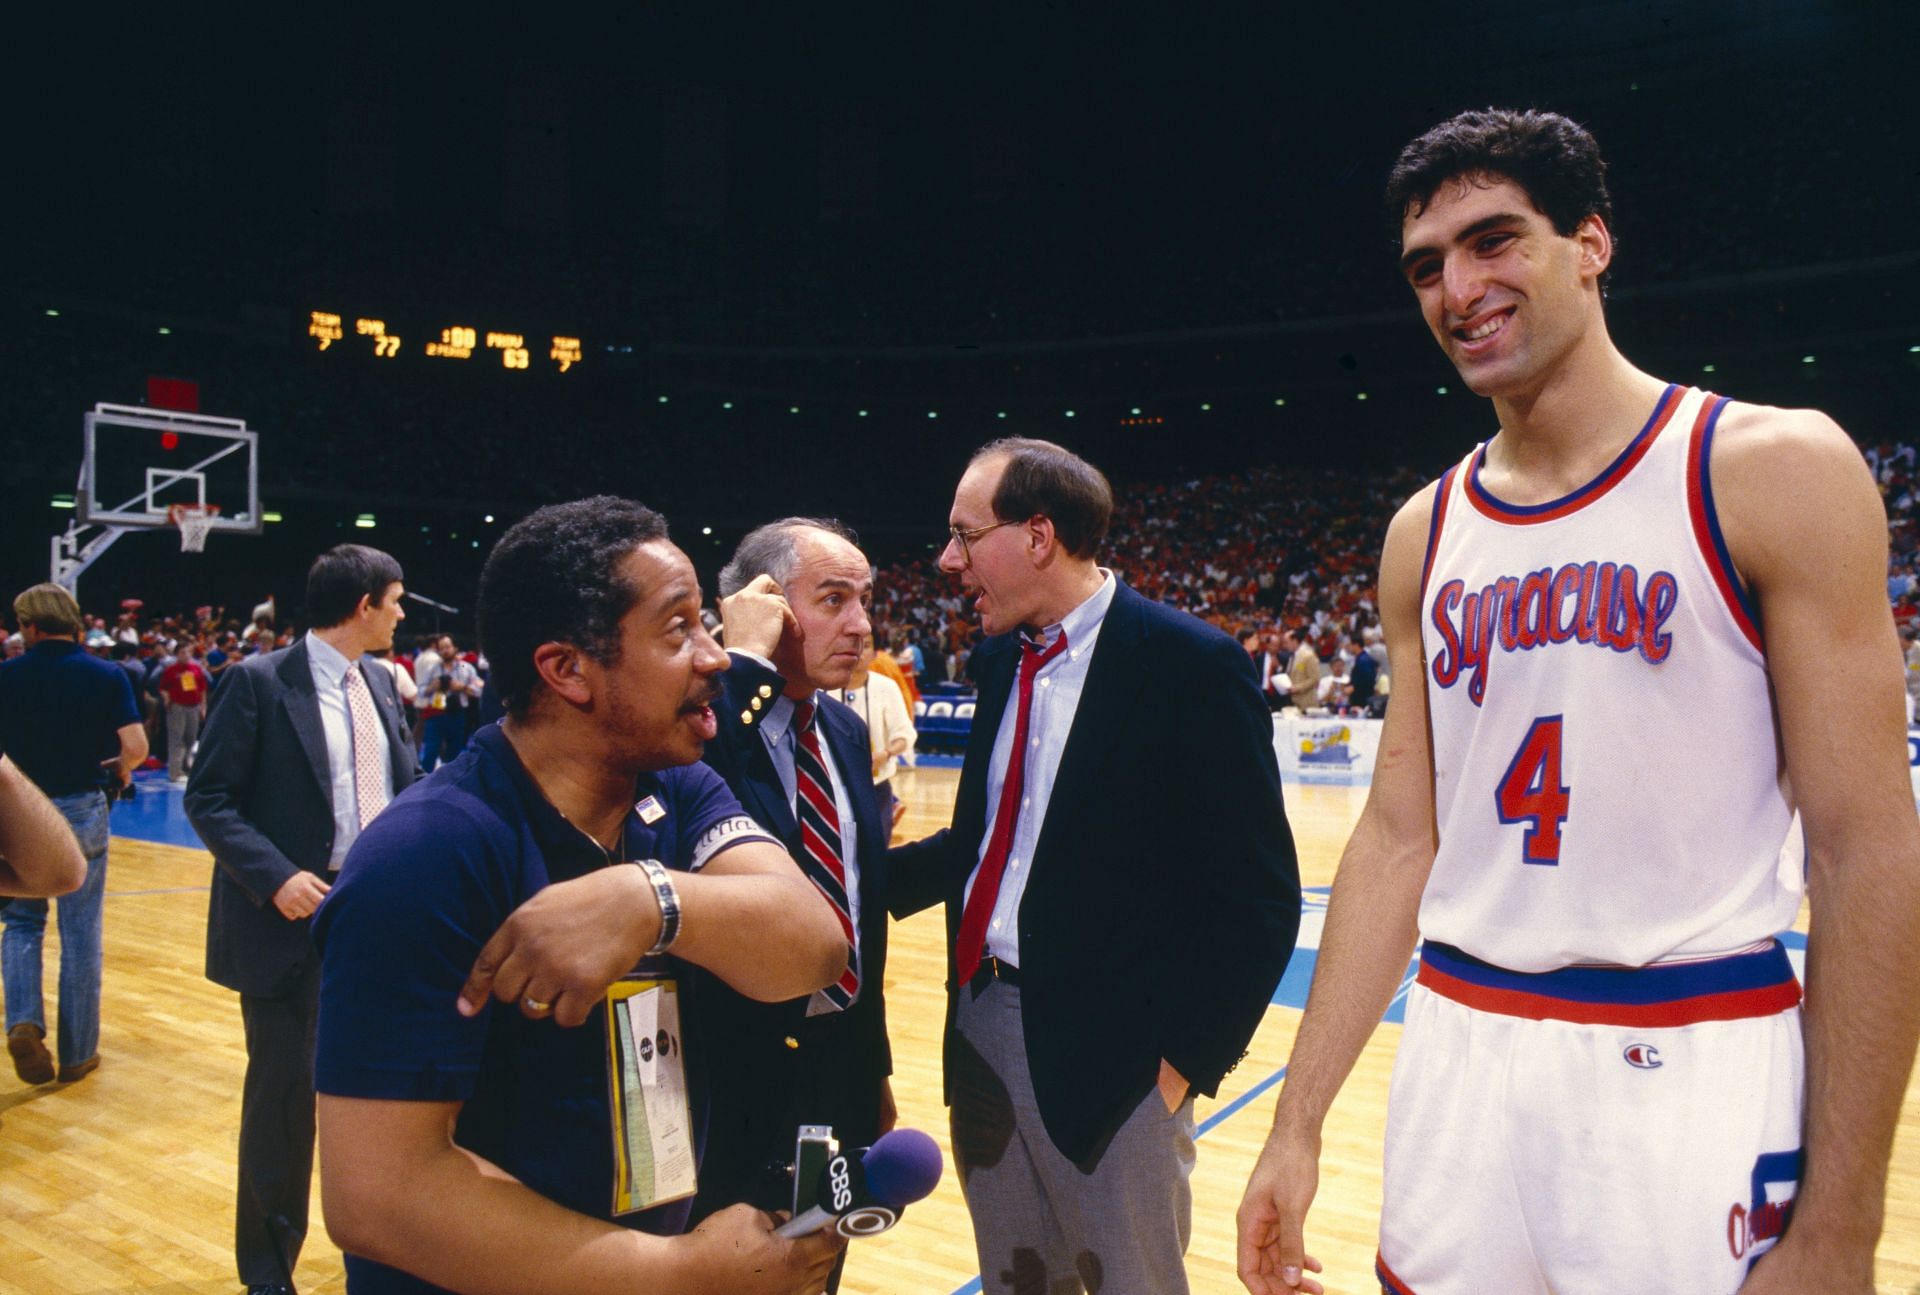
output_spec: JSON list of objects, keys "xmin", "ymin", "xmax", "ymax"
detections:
[
  {"xmin": 1027, "ymin": 569, "xmax": 1117, "ymax": 662},
  {"xmin": 305, "ymin": 631, "xmax": 356, "ymax": 685}
]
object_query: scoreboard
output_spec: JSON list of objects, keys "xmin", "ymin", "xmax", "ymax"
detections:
[{"xmin": 308, "ymin": 311, "xmax": 584, "ymax": 373}]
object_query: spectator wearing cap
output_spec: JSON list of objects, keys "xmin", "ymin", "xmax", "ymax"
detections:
[{"xmin": 0, "ymin": 583, "xmax": 148, "ymax": 1086}]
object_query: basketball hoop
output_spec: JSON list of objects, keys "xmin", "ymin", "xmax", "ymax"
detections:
[{"xmin": 167, "ymin": 503, "xmax": 220, "ymax": 553}]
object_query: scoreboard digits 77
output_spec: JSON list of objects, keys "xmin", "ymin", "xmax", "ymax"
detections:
[{"xmin": 308, "ymin": 310, "xmax": 582, "ymax": 373}]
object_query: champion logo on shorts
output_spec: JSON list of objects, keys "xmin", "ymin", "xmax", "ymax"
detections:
[{"xmin": 1622, "ymin": 1042, "xmax": 1662, "ymax": 1069}]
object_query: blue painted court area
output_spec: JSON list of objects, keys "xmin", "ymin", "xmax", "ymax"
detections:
[{"xmin": 111, "ymin": 771, "xmax": 206, "ymax": 849}]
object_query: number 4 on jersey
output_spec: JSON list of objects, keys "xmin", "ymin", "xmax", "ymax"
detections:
[{"xmin": 1496, "ymin": 715, "xmax": 1570, "ymax": 865}]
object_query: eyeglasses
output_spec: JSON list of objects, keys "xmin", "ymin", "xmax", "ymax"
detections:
[{"xmin": 946, "ymin": 519, "xmax": 1018, "ymax": 564}]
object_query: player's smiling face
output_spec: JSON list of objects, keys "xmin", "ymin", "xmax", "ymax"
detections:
[{"xmin": 1398, "ymin": 174, "xmax": 1608, "ymax": 399}]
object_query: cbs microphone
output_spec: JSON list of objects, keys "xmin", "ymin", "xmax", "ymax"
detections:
[{"xmin": 776, "ymin": 1128, "xmax": 943, "ymax": 1239}]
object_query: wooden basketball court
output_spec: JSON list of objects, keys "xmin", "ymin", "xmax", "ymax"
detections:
[{"xmin": 0, "ymin": 769, "xmax": 1914, "ymax": 1293}]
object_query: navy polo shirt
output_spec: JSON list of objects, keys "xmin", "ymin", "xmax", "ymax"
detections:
[
  {"xmin": 313, "ymin": 721, "xmax": 778, "ymax": 1295},
  {"xmin": 0, "ymin": 640, "xmax": 140, "ymax": 796}
]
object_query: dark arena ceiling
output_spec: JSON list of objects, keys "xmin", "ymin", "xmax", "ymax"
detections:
[{"xmin": 9, "ymin": 3, "xmax": 1917, "ymax": 608}]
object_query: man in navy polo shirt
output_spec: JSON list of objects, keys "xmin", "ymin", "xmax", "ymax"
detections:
[
  {"xmin": 314, "ymin": 496, "xmax": 847, "ymax": 1295},
  {"xmin": 0, "ymin": 583, "xmax": 148, "ymax": 1086}
]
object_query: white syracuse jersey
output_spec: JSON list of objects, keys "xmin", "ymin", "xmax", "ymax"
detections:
[{"xmin": 1417, "ymin": 383, "xmax": 1801, "ymax": 970}]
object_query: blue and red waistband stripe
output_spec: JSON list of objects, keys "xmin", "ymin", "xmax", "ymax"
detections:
[
  {"xmin": 1375, "ymin": 1251, "xmax": 1418, "ymax": 1294},
  {"xmin": 1416, "ymin": 939, "xmax": 1801, "ymax": 1027}
]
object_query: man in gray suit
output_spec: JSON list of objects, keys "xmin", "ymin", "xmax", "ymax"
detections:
[{"xmin": 186, "ymin": 545, "xmax": 418, "ymax": 1295}]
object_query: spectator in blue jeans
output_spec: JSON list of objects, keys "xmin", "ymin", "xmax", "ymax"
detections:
[{"xmin": 0, "ymin": 583, "xmax": 148, "ymax": 1085}]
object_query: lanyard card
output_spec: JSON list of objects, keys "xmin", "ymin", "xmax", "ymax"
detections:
[{"xmin": 605, "ymin": 975, "xmax": 696, "ymax": 1216}]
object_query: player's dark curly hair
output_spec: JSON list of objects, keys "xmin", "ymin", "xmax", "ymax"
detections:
[
  {"xmin": 1385, "ymin": 107, "xmax": 1613, "ymax": 242},
  {"xmin": 478, "ymin": 496, "xmax": 670, "ymax": 716}
]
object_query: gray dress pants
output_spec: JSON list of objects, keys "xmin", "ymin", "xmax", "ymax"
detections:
[{"xmin": 952, "ymin": 979, "xmax": 1196, "ymax": 1295}]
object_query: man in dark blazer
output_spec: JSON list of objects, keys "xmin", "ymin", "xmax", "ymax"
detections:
[
  {"xmin": 186, "ymin": 544, "xmax": 418, "ymax": 1295},
  {"xmin": 890, "ymin": 439, "xmax": 1301, "ymax": 1295},
  {"xmin": 690, "ymin": 519, "xmax": 893, "ymax": 1288}
]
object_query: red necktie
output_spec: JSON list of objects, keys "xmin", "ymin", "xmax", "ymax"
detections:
[
  {"xmin": 955, "ymin": 630, "xmax": 1069, "ymax": 984},
  {"xmin": 793, "ymin": 700, "xmax": 860, "ymax": 1009}
]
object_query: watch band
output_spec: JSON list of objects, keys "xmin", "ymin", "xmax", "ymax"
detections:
[{"xmin": 633, "ymin": 857, "xmax": 681, "ymax": 955}]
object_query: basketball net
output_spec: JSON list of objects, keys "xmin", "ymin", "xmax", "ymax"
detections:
[{"xmin": 167, "ymin": 503, "xmax": 220, "ymax": 553}]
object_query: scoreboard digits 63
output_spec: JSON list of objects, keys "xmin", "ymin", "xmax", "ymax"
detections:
[{"xmin": 308, "ymin": 310, "xmax": 583, "ymax": 373}]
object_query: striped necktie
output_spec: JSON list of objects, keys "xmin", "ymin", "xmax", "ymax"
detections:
[{"xmin": 793, "ymin": 700, "xmax": 859, "ymax": 1010}]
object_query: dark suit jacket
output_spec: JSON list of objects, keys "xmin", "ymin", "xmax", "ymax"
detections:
[
  {"xmin": 890, "ymin": 581, "xmax": 1301, "ymax": 1167},
  {"xmin": 693, "ymin": 653, "xmax": 893, "ymax": 1210},
  {"xmin": 187, "ymin": 640, "xmax": 419, "ymax": 997}
]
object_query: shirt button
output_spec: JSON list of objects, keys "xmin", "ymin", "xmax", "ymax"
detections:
[{"xmin": 1030, "ymin": 737, "xmax": 1040, "ymax": 748}]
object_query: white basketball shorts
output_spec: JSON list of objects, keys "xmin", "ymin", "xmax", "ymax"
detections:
[{"xmin": 1376, "ymin": 940, "xmax": 1804, "ymax": 1295}]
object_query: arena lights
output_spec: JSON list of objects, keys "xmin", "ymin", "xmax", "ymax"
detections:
[
  {"xmin": 1065, "ymin": 410, "xmax": 1076, "ymax": 418},
  {"xmin": 484, "ymin": 514, "xmax": 495, "ymax": 523},
  {"xmin": 1436, "ymin": 386, "xmax": 1448, "ymax": 395},
  {"xmin": 858, "ymin": 410, "xmax": 869, "ymax": 417},
  {"xmin": 996, "ymin": 412, "xmax": 1007, "ymax": 419},
  {"xmin": 1130, "ymin": 407, "xmax": 1142, "ymax": 416},
  {"xmin": 51, "ymin": 495, "xmax": 75, "ymax": 509},
  {"xmin": 1702, "ymin": 364, "xmax": 1717, "ymax": 373},
  {"xmin": 1357, "ymin": 392, "xmax": 1369, "ymax": 401},
  {"xmin": 1200, "ymin": 403, "xmax": 1212, "ymax": 411},
  {"xmin": 789, "ymin": 406, "xmax": 800, "ymax": 414},
  {"xmin": 1273, "ymin": 398, "xmax": 1286, "ymax": 407},
  {"xmin": 928, "ymin": 411, "xmax": 938, "ymax": 419},
  {"xmin": 44, "ymin": 309, "xmax": 59, "ymax": 317},
  {"xmin": 1119, "ymin": 417, "xmax": 1165, "ymax": 427},
  {"xmin": 1802, "ymin": 355, "xmax": 1816, "ymax": 364},
  {"xmin": 723, "ymin": 401, "xmax": 734, "ymax": 410},
  {"xmin": 157, "ymin": 327, "xmax": 172, "ymax": 336},
  {"xmin": 1910, "ymin": 345, "xmax": 1919, "ymax": 354},
  {"xmin": 701, "ymin": 526, "xmax": 713, "ymax": 536},
  {"xmin": 658, "ymin": 395, "xmax": 670, "ymax": 403},
  {"xmin": 264, "ymin": 512, "xmax": 284, "ymax": 524},
  {"xmin": 355, "ymin": 514, "xmax": 377, "ymax": 529}
]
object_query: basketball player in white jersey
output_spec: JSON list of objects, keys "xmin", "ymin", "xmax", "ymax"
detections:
[{"xmin": 1236, "ymin": 109, "xmax": 1920, "ymax": 1294}]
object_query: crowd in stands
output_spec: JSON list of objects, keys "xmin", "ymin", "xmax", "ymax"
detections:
[
  {"xmin": 21, "ymin": 436, "xmax": 1920, "ymax": 742},
  {"xmin": 871, "ymin": 443, "xmax": 1920, "ymax": 718},
  {"xmin": 872, "ymin": 461, "xmax": 1414, "ymax": 715}
]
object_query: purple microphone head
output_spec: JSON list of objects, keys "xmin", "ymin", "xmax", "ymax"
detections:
[{"xmin": 860, "ymin": 1128, "xmax": 944, "ymax": 1208}]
